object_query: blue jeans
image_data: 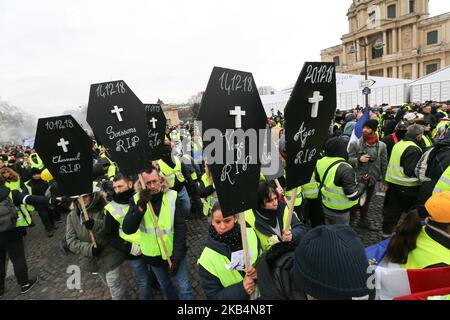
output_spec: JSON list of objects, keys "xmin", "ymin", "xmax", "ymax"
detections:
[
  {"xmin": 177, "ymin": 186, "xmax": 191, "ymax": 219},
  {"xmin": 151, "ymin": 257, "xmax": 195, "ymax": 300},
  {"xmin": 323, "ymin": 206, "xmax": 350, "ymax": 225},
  {"xmin": 127, "ymin": 258, "xmax": 155, "ymax": 300}
]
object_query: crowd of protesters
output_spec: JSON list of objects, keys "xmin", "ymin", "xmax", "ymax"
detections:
[{"xmin": 0, "ymin": 100, "xmax": 449, "ymax": 300}]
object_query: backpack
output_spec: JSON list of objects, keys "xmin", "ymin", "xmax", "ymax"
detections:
[
  {"xmin": 0, "ymin": 198, "xmax": 18, "ymax": 233},
  {"xmin": 415, "ymin": 147, "xmax": 434, "ymax": 182}
]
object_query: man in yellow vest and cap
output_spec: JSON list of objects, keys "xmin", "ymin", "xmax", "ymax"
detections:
[
  {"xmin": 383, "ymin": 124, "xmax": 424, "ymax": 238},
  {"xmin": 157, "ymin": 142, "xmax": 193, "ymax": 219},
  {"xmin": 314, "ymin": 137, "xmax": 366, "ymax": 226},
  {"xmin": 123, "ymin": 165, "xmax": 194, "ymax": 300},
  {"xmin": 104, "ymin": 173, "xmax": 157, "ymax": 300}
]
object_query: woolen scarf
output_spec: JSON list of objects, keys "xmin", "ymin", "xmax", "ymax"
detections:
[
  {"xmin": 208, "ymin": 224, "xmax": 243, "ymax": 252},
  {"xmin": 363, "ymin": 132, "xmax": 378, "ymax": 145}
]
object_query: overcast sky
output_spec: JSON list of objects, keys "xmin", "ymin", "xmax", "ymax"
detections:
[{"xmin": 1, "ymin": 0, "xmax": 449, "ymax": 117}]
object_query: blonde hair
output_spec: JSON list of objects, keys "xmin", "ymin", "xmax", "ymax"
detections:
[{"xmin": 0, "ymin": 167, "xmax": 19, "ymax": 182}]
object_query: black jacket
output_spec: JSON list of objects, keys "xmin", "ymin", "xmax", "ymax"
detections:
[
  {"xmin": 122, "ymin": 190, "xmax": 187, "ymax": 266},
  {"xmin": 252, "ymin": 202, "xmax": 307, "ymax": 246},
  {"xmin": 257, "ymin": 242, "xmax": 306, "ymax": 300},
  {"xmin": 0, "ymin": 184, "xmax": 51, "ymax": 245},
  {"xmin": 198, "ymin": 226, "xmax": 261, "ymax": 300},
  {"xmin": 418, "ymin": 139, "xmax": 450, "ymax": 205}
]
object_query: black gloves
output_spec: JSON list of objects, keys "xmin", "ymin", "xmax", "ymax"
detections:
[
  {"xmin": 83, "ymin": 218, "xmax": 95, "ymax": 230},
  {"xmin": 49, "ymin": 197, "xmax": 62, "ymax": 205},
  {"xmin": 92, "ymin": 245, "xmax": 102, "ymax": 257},
  {"xmin": 137, "ymin": 189, "xmax": 152, "ymax": 211},
  {"xmin": 169, "ymin": 259, "xmax": 180, "ymax": 277}
]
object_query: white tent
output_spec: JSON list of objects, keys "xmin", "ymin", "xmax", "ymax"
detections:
[
  {"xmin": 409, "ymin": 65, "xmax": 450, "ymax": 103},
  {"xmin": 260, "ymin": 73, "xmax": 411, "ymax": 115}
]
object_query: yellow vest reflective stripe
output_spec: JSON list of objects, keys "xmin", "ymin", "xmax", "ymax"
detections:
[
  {"xmin": 201, "ymin": 173, "xmax": 217, "ymax": 217},
  {"xmin": 29, "ymin": 153, "xmax": 44, "ymax": 170},
  {"xmin": 285, "ymin": 187, "xmax": 303, "ymax": 207},
  {"xmin": 8, "ymin": 192, "xmax": 32, "ymax": 227},
  {"xmin": 301, "ymin": 179, "xmax": 320, "ymax": 199},
  {"xmin": 6, "ymin": 180, "xmax": 34, "ymax": 214},
  {"xmin": 428, "ymin": 295, "xmax": 450, "ymax": 301},
  {"xmin": 246, "ymin": 207, "xmax": 290, "ymax": 252},
  {"xmin": 158, "ymin": 158, "xmax": 185, "ymax": 188},
  {"xmin": 404, "ymin": 227, "xmax": 450, "ymax": 269},
  {"xmin": 197, "ymin": 228, "xmax": 259, "ymax": 288},
  {"xmin": 433, "ymin": 166, "xmax": 450, "ymax": 194},
  {"xmin": 134, "ymin": 190, "xmax": 177, "ymax": 260},
  {"xmin": 23, "ymin": 180, "xmax": 35, "ymax": 212},
  {"xmin": 104, "ymin": 201, "xmax": 141, "ymax": 245},
  {"xmin": 438, "ymin": 109, "xmax": 449, "ymax": 118},
  {"xmin": 385, "ymin": 141, "xmax": 422, "ymax": 187},
  {"xmin": 192, "ymin": 139, "xmax": 203, "ymax": 152},
  {"xmin": 316, "ymin": 157, "xmax": 358, "ymax": 211},
  {"xmin": 433, "ymin": 121, "xmax": 450, "ymax": 139},
  {"xmin": 423, "ymin": 135, "xmax": 433, "ymax": 148},
  {"xmin": 101, "ymin": 155, "xmax": 117, "ymax": 179}
]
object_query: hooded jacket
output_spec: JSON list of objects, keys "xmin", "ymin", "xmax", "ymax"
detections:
[
  {"xmin": 418, "ymin": 133, "xmax": 450, "ymax": 205},
  {"xmin": 66, "ymin": 194, "xmax": 126, "ymax": 273},
  {"xmin": 348, "ymin": 137, "xmax": 388, "ymax": 187}
]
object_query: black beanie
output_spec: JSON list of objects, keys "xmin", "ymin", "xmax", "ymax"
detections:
[
  {"xmin": 30, "ymin": 168, "xmax": 42, "ymax": 176},
  {"xmin": 363, "ymin": 119, "xmax": 379, "ymax": 132},
  {"xmin": 293, "ymin": 225, "xmax": 375, "ymax": 300},
  {"xmin": 323, "ymin": 137, "xmax": 348, "ymax": 160}
]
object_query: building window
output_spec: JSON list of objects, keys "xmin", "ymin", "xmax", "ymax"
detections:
[
  {"xmin": 426, "ymin": 63, "xmax": 438, "ymax": 75},
  {"xmin": 387, "ymin": 4, "xmax": 396, "ymax": 19},
  {"xmin": 409, "ymin": 0, "xmax": 415, "ymax": 14},
  {"xmin": 372, "ymin": 46, "xmax": 383, "ymax": 59},
  {"xmin": 427, "ymin": 31, "xmax": 438, "ymax": 45},
  {"xmin": 333, "ymin": 56, "xmax": 340, "ymax": 66}
]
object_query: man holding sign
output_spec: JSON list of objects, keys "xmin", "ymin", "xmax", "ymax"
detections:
[
  {"xmin": 35, "ymin": 115, "xmax": 126, "ymax": 300},
  {"xmin": 284, "ymin": 63, "xmax": 365, "ymax": 226}
]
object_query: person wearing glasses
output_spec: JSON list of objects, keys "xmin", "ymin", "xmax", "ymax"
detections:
[{"xmin": 245, "ymin": 182, "xmax": 308, "ymax": 252}]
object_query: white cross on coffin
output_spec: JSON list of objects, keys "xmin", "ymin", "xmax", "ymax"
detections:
[
  {"xmin": 111, "ymin": 105, "xmax": 124, "ymax": 122},
  {"xmin": 57, "ymin": 138, "xmax": 70, "ymax": 153},
  {"xmin": 308, "ymin": 91, "xmax": 323, "ymax": 119},
  {"xmin": 149, "ymin": 117, "xmax": 158, "ymax": 129},
  {"xmin": 229, "ymin": 106, "xmax": 246, "ymax": 129}
]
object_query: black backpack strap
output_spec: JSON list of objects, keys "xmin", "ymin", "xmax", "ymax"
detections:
[{"xmin": 316, "ymin": 160, "xmax": 346, "ymax": 190}]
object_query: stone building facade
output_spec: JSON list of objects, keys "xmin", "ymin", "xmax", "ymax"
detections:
[{"xmin": 321, "ymin": 0, "xmax": 450, "ymax": 80}]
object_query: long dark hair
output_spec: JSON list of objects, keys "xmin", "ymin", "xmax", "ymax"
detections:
[
  {"xmin": 385, "ymin": 209, "xmax": 423, "ymax": 264},
  {"xmin": 257, "ymin": 182, "xmax": 278, "ymax": 209}
]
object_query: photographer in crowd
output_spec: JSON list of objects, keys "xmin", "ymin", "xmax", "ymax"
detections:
[{"xmin": 348, "ymin": 120, "xmax": 388, "ymax": 230}]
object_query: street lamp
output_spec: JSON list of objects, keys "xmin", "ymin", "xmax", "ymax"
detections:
[{"xmin": 347, "ymin": 37, "xmax": 384, "ymax": 108}]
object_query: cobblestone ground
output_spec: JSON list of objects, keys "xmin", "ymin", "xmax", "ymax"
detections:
[{"xmin": 1, "ymin": 193, "xmax": 386, "ymax": 300}]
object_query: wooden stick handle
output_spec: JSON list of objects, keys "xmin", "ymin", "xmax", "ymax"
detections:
[
  {"xmin": 284, "ymin": 187, "xmax": 297, "ymax": 233},
  {"xmin": 138, "ymin": 174, "xmax": 172, "ymax": 269},
  {"xmin": 238, "ymin": 212, "xmax": 250, "ymax": 272},
  {"xmin": 77, "ymin": 196, "xmax": 97, "ymax": 248},
  {"xmin": 275, "ymin": 179, "xmax": 292, "ymax": 210}
]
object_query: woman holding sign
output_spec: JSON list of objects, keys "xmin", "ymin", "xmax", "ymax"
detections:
[
  {"xmin": 245, "ymin": 182, "xmax": 308, "ymax": 252},
  {"xmin": 198, "ymin": 202, "xmax": 261, "ymax": 300}
]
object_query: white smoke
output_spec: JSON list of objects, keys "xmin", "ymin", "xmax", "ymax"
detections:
[{"xmin": 0, "ymin": 100, "xmax": 37, "ymax": 145}]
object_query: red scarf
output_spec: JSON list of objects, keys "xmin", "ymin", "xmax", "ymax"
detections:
[{"xmin": 363, "ymin": 132, "xmax": 378, "ymax": 145}]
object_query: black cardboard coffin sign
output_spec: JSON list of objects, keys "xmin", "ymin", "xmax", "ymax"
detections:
[
  {"xmin": 144, "ymin": 104, "xmax": 167, "ymax": 161},
  {"xmin": 284, "ymin": 62, "xmax": 337, "ymax": 190},
  {"xmin": 197, "ymin": 67, "xmax": 267, "ymax": 217},
  {"xmin": 87, "ymin": 80, "xmax": 149, "ymax": 175},
  {"xmin": 34, "ymin": 115, "xmax": 93, "ymax": 197},
  {"xmin": 261, "ymin": 125, "xmax": 283, "ymax": 182}
]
